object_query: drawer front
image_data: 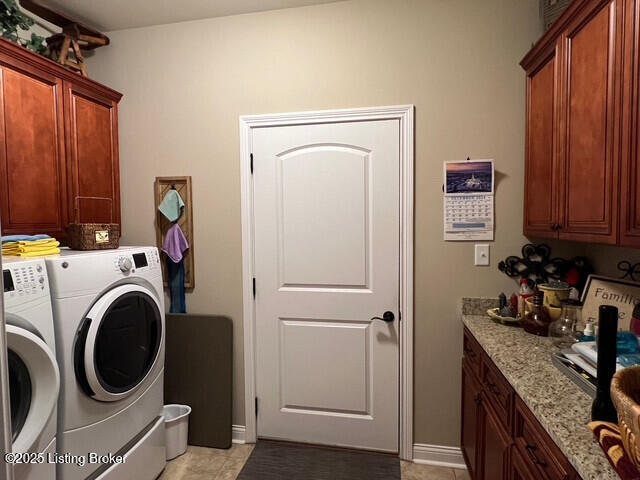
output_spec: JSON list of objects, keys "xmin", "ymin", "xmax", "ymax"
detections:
[
  {"xmin": 463, "ymin": 328, "xmax": 482, "ymax": 378},
  {"xmin": 514, "ymin": 398, "xmax": 573, "ymax": 480},
  {"xmin": 482, "ymin": 356, "xmax": 514, "ymax": 431}
]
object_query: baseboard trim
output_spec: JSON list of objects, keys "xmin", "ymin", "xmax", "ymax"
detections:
[
  {"xmin": 412, "ymin": 443, "xmax": 466, "ymax": 469},
  {"xmin": 232, "ymin": 425, "xmax": 246, "ymax": 444}
]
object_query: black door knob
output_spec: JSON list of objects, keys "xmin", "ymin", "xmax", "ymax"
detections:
[{"xmin": 371, "ymin": 311, "xmax": 395, "ymax": 323}]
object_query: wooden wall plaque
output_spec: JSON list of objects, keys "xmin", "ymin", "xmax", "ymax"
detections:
[{"xmin": 154, "ymin": 176, "xmax": 194, "ymax": 289}]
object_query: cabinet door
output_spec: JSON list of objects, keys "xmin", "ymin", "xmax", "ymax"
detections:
[
  {"xmin": 461, "ymin": 363, "xmax": 481, "ymax": 479},
  {"xmin": 524, "ymin": 48, "xmax": 560, "ymax": 239},
  {"xmin": 64, "ymin": 81, "xmax": 120, "ymax": 226},
  {"xmin": 0, "ymin": 61, "xmax": 67, "ymax": 237},
  {"xmin": 621, "ymin": 0, "xmax": 640, "ymax": 247},
  {"xmin": 510, "ymin": 446, "xmax": 536, "ymax": 480},
  {"xmin": 479, "ymin": 402, "xmax": 511, "ymax": 480},
  {"xmin": 0, "ymin": 62, "xmax": 66, "ymax": 237},
  {"xmin": 557, "ymin": 0, "xmax": 622, "ymax": 244}
]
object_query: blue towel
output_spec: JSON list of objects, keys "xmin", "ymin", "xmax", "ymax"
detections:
[
  {"xmin": 167, "ymin": 258, "xmax": 186, "ymax": 314},
  {"xmin": 1, "ymin": 234, "xmax": 51, "ymax": 244}
]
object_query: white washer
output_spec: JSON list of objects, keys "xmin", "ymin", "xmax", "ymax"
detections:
[
  {"xmin": 45, "ymin": 247, "xmax": 166, "ymax": 480},
  {"xmin": 2, "ymin": 257, "xmax": 59, "ymax": 480}
]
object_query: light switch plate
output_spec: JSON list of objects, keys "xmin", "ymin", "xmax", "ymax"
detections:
[{"xmin": 474, "ymin": 244, "xmax": 490, "ymax": 266}]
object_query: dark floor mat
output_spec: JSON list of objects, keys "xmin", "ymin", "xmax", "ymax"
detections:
[{"xmin": 237, "ymin": 441, "xmax": 400, "ymax": 480}]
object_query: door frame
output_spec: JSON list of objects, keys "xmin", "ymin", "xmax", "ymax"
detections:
[{"xmin": 239, "ymin": 105, "xmax": 414, "ymax": 460}]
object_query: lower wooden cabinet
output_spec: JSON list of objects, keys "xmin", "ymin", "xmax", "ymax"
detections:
[
  {"xmin": 479, "ymin": 401, "xmax": 511, "ymax": 480},
  {"xmin": 510, "ymin": 446, "xmax": 537, "ymax": 480},
  {"xmin": 461, "ymin": 363, "xmax": 482, "ymax": 479},
  {"xmin": 461, "ymin": 328, "xmax": 579, "ymax": 480}
]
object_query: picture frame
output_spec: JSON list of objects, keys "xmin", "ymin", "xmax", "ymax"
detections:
[
  {"xmin": 580, "ymin": 275, "xmax": 640, "ymax": 330},
  {"xmin": 443, "ymin": 159, "xmax": 494, "ymax": 195}
]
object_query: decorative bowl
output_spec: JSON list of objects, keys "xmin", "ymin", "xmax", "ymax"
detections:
[
  {"xmin": 611, "ymin": 366, "xmax": 640, "ymax": 469},
  {"xmin": 487, "ymin": 308, "xmax": 521, "ymax": 326},
  {"xmin": 538, "ymin": 282, "xmax": 572, "ymax": 309}
]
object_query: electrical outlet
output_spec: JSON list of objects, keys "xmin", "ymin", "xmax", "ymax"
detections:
[{"xmin": 474, "ymin": 244, "xmax": 490, "ymax": 266}]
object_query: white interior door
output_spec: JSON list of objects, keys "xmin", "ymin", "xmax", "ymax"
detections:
[{"xmin": 252, "ymin": 119, "xmax": 400, "ymax": 452}]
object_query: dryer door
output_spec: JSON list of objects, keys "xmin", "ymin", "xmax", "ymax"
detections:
[
  {"xmin": 77, "ymin": 284, "xmax": 163, "ymax": 402},
  {"xmin": 6, "ymin": 325, "xmax": 59, "ymax": 453}
]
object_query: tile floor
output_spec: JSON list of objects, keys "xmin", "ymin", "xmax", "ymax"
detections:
[{"xmin": 158, "ymin": 444, "xmax": 471, "ymax": 480}]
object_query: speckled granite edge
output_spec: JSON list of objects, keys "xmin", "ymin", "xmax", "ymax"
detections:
[
  {"xmin": 461, "ymin": 297, "xmax": 499, "ymax": 315},
  {"xmin": 461, "ymin": 302, "xmax": 618, "ymax": 480}
]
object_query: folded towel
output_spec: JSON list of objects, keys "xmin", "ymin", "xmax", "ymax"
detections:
[
  {"xmin": 1, "ymin": 234, "xmax": 51, "ymax": 245},
  {"xmin": 16, "ymin": 239, "xmax": 58, "ymax": 247},
  {"xmin": 2, "ymin": 241, "xmax": 60, "ymax": 252},
  {"xmin": 3, "ymin": 247, "xmax": 60, "ymax": 257},
  {"xmin": 2, "ymin": 240, "xmax": 60, "ymax": 256}
]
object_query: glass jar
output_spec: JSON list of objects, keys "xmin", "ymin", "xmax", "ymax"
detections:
[
  {"xmin": 523, "ymin": 290, "xmax": 552, "ymax": 337},
  {"xmin": 549, "ymin": 299, "xmax": 583, "ymax": 348}
]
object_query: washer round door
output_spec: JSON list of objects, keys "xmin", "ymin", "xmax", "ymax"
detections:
[
  {"xmin": 75, "ymin": 284, "xmax": 163, "ymax": 402},
  {"xmin": 5, "ymin": 325, "xmax": 60, "ymax": 453}
]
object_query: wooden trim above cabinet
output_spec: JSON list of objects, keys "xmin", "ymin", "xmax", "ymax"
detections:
[
  {"xmin": 521, "ymin": 0, "xmax": 594, "ymax": 70},
  {"xmin": 0, "ymin": 38, "xmax": 121, "ymax": 103}
]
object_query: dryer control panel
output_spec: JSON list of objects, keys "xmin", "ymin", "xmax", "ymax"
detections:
[
  {"xmin": 112, "ymin": 248, "xmax": 161, "ymax": 274},
  {"xmin": 2, "ymin": 259, "xmax": 49, "ymax": 302}
]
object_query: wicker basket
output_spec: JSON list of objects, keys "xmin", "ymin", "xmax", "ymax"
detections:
[
  {"xmin": 611, "ymin": 366, "xmax": 640, "ymax": 469},
  {"xmin": 66, "ymin": 223, "xmax": 120, "ymax": 250}
]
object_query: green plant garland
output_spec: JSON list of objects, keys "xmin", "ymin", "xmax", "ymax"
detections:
[{"xmin": 0, "ymin": 0, "xmax": 47, "ymax": 55}]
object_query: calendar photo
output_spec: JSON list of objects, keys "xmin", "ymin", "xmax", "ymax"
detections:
[{"xmin": 444, "ymin": 160, "xmax": 494, "ymax": 195}]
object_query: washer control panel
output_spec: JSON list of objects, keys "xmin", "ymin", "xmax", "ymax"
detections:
[
  {"xmin": 112, "ymin": 248, "xmax": 160, "ymax": 274},
  {"xmin": 2, "ymin": 259, "xmax": 48, "ymax": 301}
]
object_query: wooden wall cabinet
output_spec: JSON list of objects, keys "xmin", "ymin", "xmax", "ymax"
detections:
[
  {"xmin": 522, "ymin": 0, "xmax": 625, "ymax": 245},
  {"xmin": 0, "ymin": 38, "xmax": 121, "ymax": 239},
  {"xmin": 621, "ymin": 0, "xmax": 640, "ymax": 246},
  {"xmin": 461, "ymin": 328, "xmax": 579, "ymax": 480},
  {"xmin": 524, "ymin": 48, "xmax": 560, "ymax": 239}
]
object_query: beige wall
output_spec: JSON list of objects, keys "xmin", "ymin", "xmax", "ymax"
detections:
[{"xmin": 86, "ymin": 0, "xmax": 554, "ymax": 447}]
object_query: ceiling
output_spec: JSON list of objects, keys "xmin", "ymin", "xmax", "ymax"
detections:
[{"xmin": 34, "ymin": 0, "xmax": 345, "ymax": 32}]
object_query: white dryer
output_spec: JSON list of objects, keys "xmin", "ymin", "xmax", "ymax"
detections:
[
  {"xmin": 45, "ymin": 247, "xmax": 166, "ymax": 480},
  {"xmin": 2, "ymin": 257, "xmax": 59, "ymax": 480}
]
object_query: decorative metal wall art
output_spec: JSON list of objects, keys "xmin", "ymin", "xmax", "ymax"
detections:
[
  {"xmin": 618, "ymin": 261, "xmax": 640, "ymax": 282},
  {"xmin": 498, "ymin": 243, "xmax": 592, "ymax": 291}
]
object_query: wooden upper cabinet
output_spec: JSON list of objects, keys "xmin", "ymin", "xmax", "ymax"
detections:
[
  {"xmin": 64, "ymin": 81, "xmax": 120, "ymax": 226},
  {"xmin": 621, "ymin": 0, "xmax": 640, "ymax": 247},
  {"xmin": 557, "ymin": 0, "xmax": 621, "ymax": 244},
  {"xmin": 522, "ymin": 0, "xmax": 624, "ymax": 246},
  {"xmin": 524, "ymin": 50, "xmax": 560, "ymax": 239},
  {"xmin": 0, "ymin": 38, "xmax": 121, "ymax": 239},
  {"xmin": 0, "ymin": 58, "xmax": 67, "ymax": 237}
]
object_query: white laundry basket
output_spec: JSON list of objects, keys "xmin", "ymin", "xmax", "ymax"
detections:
[{"xmin": 163, "ymin": 404, "xmax": 192, "ymax": 460}]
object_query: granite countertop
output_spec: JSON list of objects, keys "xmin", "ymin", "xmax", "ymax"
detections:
[{"xmin": 461, "ymin": 297, "xmax": 618, "ymax": 480}]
